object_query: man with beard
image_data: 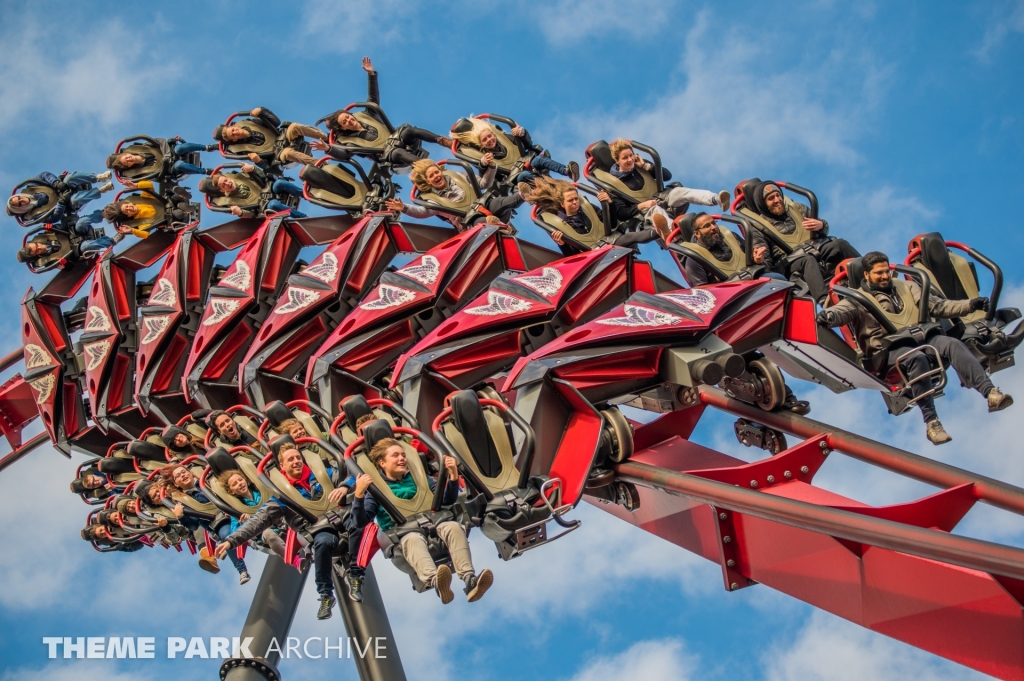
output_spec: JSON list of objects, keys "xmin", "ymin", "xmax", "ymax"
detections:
[
  {"xmin": 746, "ymin": 181, "xmax": 860, "ymax": 282},
  {"xmin": 676, "ymin": 213, "xmax": 771, "ymax": 286},
  {"xmin": 817, "ymin": 251, "xmax": 1012, "ymax": 445}
]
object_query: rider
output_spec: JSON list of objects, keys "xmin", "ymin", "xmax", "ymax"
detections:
[
  {"xmin": 7, "ymin": 171, "xmax": 113, "ymax": 224},
  {"xmin": 16, "ymin": 233, "xmax": 115, "ymax": 267},
  {"xmin": 750, "ymin": 181, "xmax": 860, "ymax": 282},
  {"xmin": 385, "ymin": 159, "xmax": 526, "ymax": 231},
  {"xmin": 319, "ymin": 57, "xmax": 451, "ymax": 168},
  {"xmin": 107, "ymin": 139, "xmax": 216, "ymax": 178},
  {"xmin": 816, "ymin": 251, "xmax": 1012, "ymax": 444},
  {"xmin": 351, "ymin": 437, "xmax": 493, "ymax": 604},
  {"xmin": 674, "ymin": 212, "xmax": 773, "ymax": 286},
  {"xmin": 526, "ymin": 176, "xmax": 668, "ymax": 254},
  {"xmin": 604, "ymin": 139, "xmax": 729, "ymax": 227},
  {"xmin": 100, "ymin": 179, "xmax": 189, "ymax": 239},
  {"xmin": 215, "ymin": 437, "xmax": 354, "ymax": 620},
  {"xmin": 206, "ymin": 410, "xmax": 261, "ymax": 450},
  {"xmin": 198, "ymin": 163, "xmax": 308, "ymax": 219},
  {"xmin": 213, "ymin": 107, "xmax": 323, "ymax": 168},
  {"xmin": 450, "ymin": 116, "xmax": 579, "ymax": 184}
]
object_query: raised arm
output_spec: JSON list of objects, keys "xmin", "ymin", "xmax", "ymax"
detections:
[{"xmin": 363, "ymin": 57, "xmax": 380, "ymax": 104}]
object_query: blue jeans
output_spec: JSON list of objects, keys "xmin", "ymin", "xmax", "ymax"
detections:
[
  {"xmin": 170, "ymin": 160, "xmax": 206, "ymax": 176},
  {"xmin": 70, "ymin": 188, "xmax": 101, "ymax": 211},
  {"xmin": 272, "ymin": 179, "xmax": 303, "ymax": 197},
  {"xmin": 518, "ymin": 155, "xmax": 569, "ymax": 183},
  {"xmin": 80, "ymin": 237, "xmax": 114, "ymax": 257},
  {"xmin": 266, "ymin": 199, "xmax": 307, "ymax": 218},
  {"xmin": 74, "ymin": 210, "xmax": 103, "ymax": 235},
  {"xmin": 313, "ymin": 531, "xmax": 339, "ymax": 596},
  {"xmin": 173, "ymin": 142, "xmax": 207, "ymax": 156},
  {"xmin": 65, "ymin": 172, "xmax": 99, "ymax": 189},
  {"xmin": 217, "ymin": 523, "xmax": 247, "ymax": 574}
]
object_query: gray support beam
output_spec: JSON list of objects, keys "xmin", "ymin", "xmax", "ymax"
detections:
[
  {"xmin": 333, "ymin": 563, "xmax": 408, "ymax": 681},
  {"xmin": 222, "ymin": 555, "xmax": 308, "ymax": 681}
]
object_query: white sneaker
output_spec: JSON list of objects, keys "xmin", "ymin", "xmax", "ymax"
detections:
[
  {"xmin": 718, "ymin": 190, "xmax": 731, "ymax": 209},
  {"xmin": 95, "ymin": 171, "xmax": 112, "ymax": 182},
  {"xmin": 97, "ymin": 182, "xmax": 114, "ymax": 193}
]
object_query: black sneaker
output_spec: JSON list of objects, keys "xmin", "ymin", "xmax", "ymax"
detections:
[
  {"xmin": 464, "ymin": 568, "xmax": 493, "ymax": 602},
  {"xmin": 317, "ymin": 593, "xmax": 336, "ymax": 620},
  {"xmin": 205, "ymin": 144, "xmax": 219, "ymax": 152},
  {"xmin": 346, "ymin": 575, "xmax": 364, "ymax": 603},
  {"xmin": 567, "ymin": 161, "xmax": 580, "ymax": 182}
]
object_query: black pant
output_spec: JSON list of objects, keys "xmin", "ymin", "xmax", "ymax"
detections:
[
  {"xmin": 313, "ymin": 530, "xmax": 340, "ymax": 596},
  {"xmin": 300, "ymin": 165, "xmax": 356, "ymax": 199},
  {"xmin": 816, "ymin": 238, "xmax": 859, "ymax": 279},
  {"xmin": 387, "ymin": 126, "xmax": 444, "ymax": 167},
  {"xmin": 778, "ymin": 252, "xmax": 828, "ymax": 302},
  {"xmin": 481, "ymin": 193, "xmax": 524, "ymax": 224},
  {"xmin": 891, "ymin": 335, "xmax": 994, "ymax": 422},
  {"xmin": 346, "ymin": 520, "xmax": 365, "ymax": 578},
  {"xmin": 611, "ymin": 228, "xmax": 657, "ymax": 249}
]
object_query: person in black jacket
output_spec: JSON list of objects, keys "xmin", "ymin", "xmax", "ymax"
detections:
[
  {"xmin": 319, "ymin": 57, "xmax": 451, "ymax": 168},
  {"xmin": 213, "ymin": 107, "xmax": 323, "ymax": 167}
]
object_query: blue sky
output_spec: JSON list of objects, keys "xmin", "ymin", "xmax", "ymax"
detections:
[{"xmin": 1, "ymin": 1, "xmax": 1023, "ymax": 680}]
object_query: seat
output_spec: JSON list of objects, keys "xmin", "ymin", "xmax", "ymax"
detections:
[
  {"xmin": 207, "ymin": 172, "xmax": 264, "ymax": 213},
  {"xmin": 164, "ymin": 457, "xmax": 219, "ymax": 519},
  {"xmin": 330, "ymin": 111, "xmax": 391, "ymax": 153},
  {"xmin": 263, "ymin": 434, "xmax": 341, "ymax": 517},
  {"xmin": 223, "ymin": 119, "xmax": 279, "ymax": 158},
  {"xmin": 414, "ymin": 169, "xmax": 479, "ymax": 216},
  {"xmin": 114, "ymin": 137, "xmax": 172, "ymax": 182},
  {"xmin": 119, "ymin": 191, "xmax": 168, "ymax": 231},
  {"xmin": 433, "ymin": 390, "xmax": 567, "ymax": 559},
  {"xmin": 584, "ymin": 140, "xmax": 657, "ymax": 203},
  {"xmin": 532, "ymin": 200, "xmax": 607, "ymax": 251},
  {"xmin": 98, "ymin": 445, "xmax": 145, "ymax": 485},
  {"xmin": 733, "ymin": 178, "xmax": 814, "ymax": 253},
  {"xmin": 10, "ymin": 178, "xmax": 60, "ymax": 226},
  {"xmin": 210, "ymin": 412, "xmax": 262, "ymax": 450},
  {"xmin": 332, "ymin": 395, "xmax": 401, "ymax": 449},
  {"xmin": 451, "ymin": 116, "xmax": 523, "ymax": 174},
  {"xmin": 263, "ymin": 400, "xmax": 330, "ymax": 442},
  {"xmin": 351, "ymin": 420, "xmax": 435, "ymax": 522},
  {"xmin": 303, "ymin": 159, "xmax": 368, "ymax": 210},
  {"xmin": 22, "ymin": 229, "xmax": 74, "ymax": 273},
  {"xmin": 203, "ymin": 447, "xmax": 274, "ymax": 517},
  {"xmin": 910, "ymin": 232, "xmax": 984, "ymax": 323},
  {"xmin": 668, "ymin": 214, "xmax": 754, "ymax": 284}
]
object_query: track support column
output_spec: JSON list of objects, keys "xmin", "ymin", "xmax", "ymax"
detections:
[{"xmin": 333, "ymin": 563, "xmax": 408, "ymax": 681}]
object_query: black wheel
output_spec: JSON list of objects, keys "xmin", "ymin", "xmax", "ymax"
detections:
[
  {"xmin": 614, "ymin": 481, "xmax": 640, "ymax": 511},
  {"xmin": 601, "ymin": 407, "xmax": 634, "ymax": 463},
  {"xmin": 749, "ymin": 358, "xmax": 785, "ymax": 412},
  {"xmin": 585, "ymin": 467, "xmax": 615, "ymax": 489}
]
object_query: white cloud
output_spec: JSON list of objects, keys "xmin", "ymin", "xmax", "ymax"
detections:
[
  {"xmin": 765, "ymin": 610, "xmax": 986, "ymax": 681},
  {"xmin": 0, "ymin": 13, "xmax": 180, "ymax": 128},
  {"xmin": 561, "ymin": 638, "xmax": 696, "ymax": 681},
  {"xmin": 973, "ymin": 0, "xmax": 1024, "ymax": 61},
  {"xmin": 1, "ymin": 661, "xmax": 156, "ymax": 681},
  {"xmin": 543, "ymin": 12, "xmax": 889, "ymax": 184},
  {"xmin": 299, "ymin": 0, "xmax": 423, "ymax": 53},
  {"xmin": 527, "ymin": 0, "xmax": 674, "ymax": 45},
  {"xmin": 822, "ymin": 183, "xmax": 940, "ymax": 255}
]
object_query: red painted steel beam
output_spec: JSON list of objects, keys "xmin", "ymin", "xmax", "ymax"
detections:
[
  {"xmin": 615, "ymin": 459, "xmax": 1024, "ymax": 581},
  {"xmin": 0, "ymin": 433, "xmax": 52, "ymax": 474},
  {"xmin": 698, "ymin": 386, "xmax": 1024, "ymax": 517},
  {"xmin": 0, "ymin": 348, "xmax": 23, "ymax": 373}
]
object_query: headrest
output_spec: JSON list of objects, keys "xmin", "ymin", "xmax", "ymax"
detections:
[
  {"xmin": 269, "ymin": 434, "xmax": 298, "ymax": 460},
  {"xmin": 450, "ymin": 390, "xmax": 502, "ymax": 478},
  {"xmin": 127, "ymin": 440, "xmax": 166, "ymax": 462},
  {"xmin": 341, "ymin": 395, "xmax": 372, "ymax": 433},
  {"xmin": 191, "ymin": 408, "xmax": 213, "ymax": 423},
  {"xmin": 846, "ymin": 257, "xmax": 866, "ymax": 290},
  {"xmin": 451, "ymin": 118, "xmax": 473, "ymax": 135},
  {"xmin": 70, "ymin": 480, "xmax": 89, "ymax": 495},
  {"xmin": 206, "ymin": 448, "xmax": 239, "ymax": 475},
  {"xmin": 587, "ymin": 140, "xmax": 614, "ymax": 171},
  {"xmin": 161, "ymin": 425, "xmax": 192, "ymax": 452},
  {"xmin": 362, "ymin": 419, "xmax": 396, "ymax": 453},
  {"xmin": 96, "ymin": 458, "xmax": 119, "ymax": 474},
  {"xmin": 737, "ymin": 178, "xmax": 762, "ymax": 212},
  {"xmin": 98, "ymin": 509, "xmax": 117, "ymax": 525},
  {"xmin": 674, "ymin": 213, "xmax": 701, "ymax": 243},
  {"xmin": 81, "ymin": 527, "xmax": 95, "ymax": 541},
  {"xmin": 917, "ymin": 232, "xmax": 965, "ymax": 299},
  {"xmin": 134, "ymin": 479, "xmax": 155, "ymax": 504},
  {"xmin": 264, "ymin": 401, "xmax": 293, "ymax": 428}
]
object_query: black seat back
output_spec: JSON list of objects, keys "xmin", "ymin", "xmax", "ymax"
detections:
[
  {"xmin": 264, "ymin": 400, "xmax": 292, "ymax": 428},
  {"xmin": 206, "ymin": 448, "xmax": 238, "ymax": 475},
  {"xmin": 847, "ymin": 257, "xmax": 866, "ymax": 290},
  {"xmin": 450, "ymin": 391, "xmax": 502, "ymax": 478},
  {"xmin": 127, "ymin": 440, "xmax": 166, "ymax": 463},
  {"xmin": 342, "ymin": 395, "xmax": 373, "ymax": 433},
  {"xmin": 918, "ymin": 232, "xmax": 969, "ymax": 299},
  {"xmin": 587, "ymin": 140, "xmax": 615, "ymax": 171},
  {"xmin": 363, "ymin": 419, "xmax": 396, "ymax": 452}
]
